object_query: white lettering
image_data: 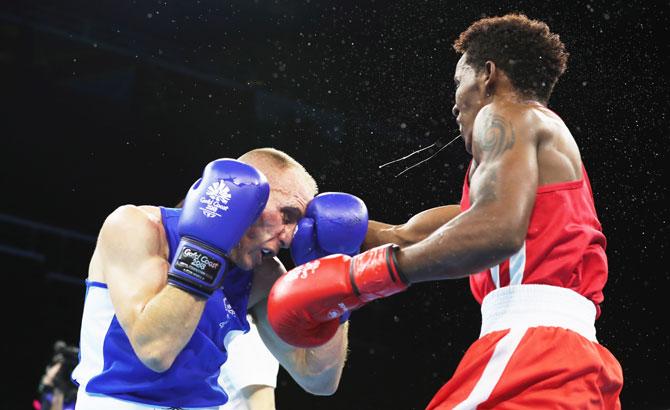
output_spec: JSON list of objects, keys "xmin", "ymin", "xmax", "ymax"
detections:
[
  {"xmin": 182, "ymin": 248, "xmax": 220, "ymax": 270},
  {"xmin": 285, "ymin": 260, "xmax": 320, "ymax": 281}
]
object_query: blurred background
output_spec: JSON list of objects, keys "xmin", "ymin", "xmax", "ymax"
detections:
[{"xmin": 0, "ymin": 0, "xmax": 667, "ymax": 408}]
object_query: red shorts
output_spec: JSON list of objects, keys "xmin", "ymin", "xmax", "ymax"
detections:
[{"xmin": 426, "ymin": 285, "xmax": 623, "ymax": 410}]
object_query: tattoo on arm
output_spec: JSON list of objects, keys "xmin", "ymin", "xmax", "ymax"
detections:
[
  {"xmin": 472, "ymin": 113, "xmax": 514, "ymax": 205},
  {"xmin": 478, "ymin": 114, "xmax": 515, "ymax": 159}
]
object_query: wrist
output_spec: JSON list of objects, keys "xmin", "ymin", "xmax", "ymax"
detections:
[
  {"xmin": 166, "ymin": 279, "xmax": 212, "ymax": 299},
  {"xmin": 350, "ymin": 244, "xmax": 409, "ymax": 302},
  {"xmin": 167, "ymin": 237, "xmax": 228, "ymax": 298}
]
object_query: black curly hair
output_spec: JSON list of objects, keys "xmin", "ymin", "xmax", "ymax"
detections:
[{"xmin": 454, "ymin": 13, "xmax": 569, "ymax": 102}]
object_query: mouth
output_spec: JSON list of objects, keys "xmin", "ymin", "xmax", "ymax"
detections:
[{"xmin": 260, "ymin": 248, "xmax": 276, "ymax": 259}]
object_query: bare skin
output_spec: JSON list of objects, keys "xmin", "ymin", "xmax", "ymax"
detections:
[
  {"xmin": 87, "ymin": 156, "xmax": 346, "ymax": 396},
  {"xmin": 365, "ymin": 53, "xmax": 582, "ymax": 282},
  {"xmin": 363, "ymin": 206, "xmax": 461, "ymax": 250},
  {"xmin": 240, "ymin": 384, "xmax": 276, "ymax": 410}
]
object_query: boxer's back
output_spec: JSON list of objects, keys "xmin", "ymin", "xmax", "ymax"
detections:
[{"xmin": 531, "ymin": 103, "xmax": 583, "ymax": 186}]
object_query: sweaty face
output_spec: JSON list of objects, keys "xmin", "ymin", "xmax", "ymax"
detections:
[
  {"xmin": 452, "ymin": 54, "xmax": 487, "ymax": 154},
  {"xmin": 230, "ymin": 168, "xmax": 313, "ymax": 270}
]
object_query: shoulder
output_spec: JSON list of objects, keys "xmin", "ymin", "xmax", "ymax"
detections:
[
  {"xmin": 254, "ymin": 256, "xmax": 286, "ymax": 276},
  {"xmin": 102, "ymin": 205, "xmax": 161, "ymax": 234},
  {"xmin": 254, "ymin": 257, "xmax": 285, "ymax": 285},
  {"xmin": 472, "ymin": 102, "xmax": 540, "ymax": 159},
  {"xmin": 99, "ymin": 205, "xmax": 165, "ymax": 256},
  {"xmin": 474, "ymin": 102, "xmax": 539, "ymax": 135},
  {"xmin": 249, "ymin": 257, "xmax": 285, "ymax": 307}
]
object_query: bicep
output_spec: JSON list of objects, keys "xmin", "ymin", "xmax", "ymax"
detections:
[
  {"xmin": 250, "ymin": 261, "xmax": 321, "ymax": 389},
  {"xmin": 248, "ymin": 259, "xmax": 295, "ymax": 365},
  {"xmin": 470, "ymin": 111, "xmax": 538, "ymax": 232},
  {"xmin": 98, "ymin": 208, "xmax": 169, "ymax": 333},
  {"xmin": 248, "ymin": 257, "xmax": 283, "ymax": 309},
  {"xmin": 250, "ymin": 301, "xmax": 301, "ymax": 370},
  {"xmin": 252, "ymin": 299, "xmax": 329, "ymax": 392}
]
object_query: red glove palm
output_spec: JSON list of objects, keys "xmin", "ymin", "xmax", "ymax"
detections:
[{"xmin": 267, "ymin": 245, "xmax": 408, "ymax": 347}]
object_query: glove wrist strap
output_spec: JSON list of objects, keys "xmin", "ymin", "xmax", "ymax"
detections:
[
  {"xmin": 351, "ymin": 244, "xmax": 408, "ymax": 302},
  {"xmin": 167, "ymin": 237, "xmax": 228, "ymax": 298}
]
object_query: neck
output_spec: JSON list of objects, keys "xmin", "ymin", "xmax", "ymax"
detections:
[{"xmin": 489, "ymin": 92, "xmax": 545, "ymax": 107}]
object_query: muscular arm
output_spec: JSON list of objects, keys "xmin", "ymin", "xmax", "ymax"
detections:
[
  {"xmin": 363, "ymin": 205, "xmax": 461, "ymax": 250},
  {"xmin": 396, "ymin": 105, "xmax": 539, "ymax": 282},
  {"xmin": 99, "ymin": 205, "xmax": 207, "ymax": 372},
  {"xmin": 254, "ymin": 301, "xmax": 347, "ymax": 396},
  {"xmin": 250, "ymin": 259, "xmax": 347, "ymax": 396}
]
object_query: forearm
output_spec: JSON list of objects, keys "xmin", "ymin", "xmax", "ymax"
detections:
[
  {"xmin": 292, "ymin": 323, "xmax": 348, "ymax": 395},
  {"xmin": 129, "ymin": 285, "xmax": 206, "ymax": 372},
  {"xmin": 363, "ymin": 205, "xmax": 461, "ymax": 250},
  {"xmin": 396, "ymin": 205, "xmax": 522, "ymax": 283},
  {"xmin": 254, "ymin": 301, "xmax": 347, "ymax": 395},
  {"xmin": 363, "ymin": 220, "xmax": 397, "ymax": 250}
]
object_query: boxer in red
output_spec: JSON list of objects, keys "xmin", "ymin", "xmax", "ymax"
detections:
[{"xmin": 267, "ymin": 13, "xmax": 623, "ymax": 409}]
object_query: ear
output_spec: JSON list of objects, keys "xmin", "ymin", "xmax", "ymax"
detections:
[{"xmin": 483, "ymin": 60, "xmax": 497, "ymax": 95}]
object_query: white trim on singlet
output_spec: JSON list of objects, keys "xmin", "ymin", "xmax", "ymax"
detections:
[
  {"xmin": 489, "ymin": 241, "xmax": 526, "ymax": 288},
  {"xmin": 72, "ymin": 283, "xmax": 114, "ymax": 391},
  {"xmin": 490, "ymin": 265, "xmax": 500, "ymax": 288},
  {"xmin": 508, "ymin": 242, "xmax": 526, "ymax": 285}
]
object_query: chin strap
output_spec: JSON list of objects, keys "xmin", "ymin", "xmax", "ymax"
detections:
[{"xmin": 378, "ymin": 134, "xmax": 462, "ymax": 177}]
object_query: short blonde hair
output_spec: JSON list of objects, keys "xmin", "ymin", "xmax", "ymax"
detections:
[{"xmin": 238, "ymin": 147, "xmax": 318, "ymax": 195}]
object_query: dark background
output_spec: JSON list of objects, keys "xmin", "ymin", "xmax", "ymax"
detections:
[{"xmin": 1, "ymin": 0, "xmax": 668, "ymax": 408}]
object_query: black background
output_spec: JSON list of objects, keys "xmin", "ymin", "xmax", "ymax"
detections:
[{"xmin": 1, "ymin": 0, "xmax": 668, "ymax": 409}]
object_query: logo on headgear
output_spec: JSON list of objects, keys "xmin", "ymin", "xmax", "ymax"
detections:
[{"xmin": 199, "ymin": 180, "xmax": 232, "ymax": 218}]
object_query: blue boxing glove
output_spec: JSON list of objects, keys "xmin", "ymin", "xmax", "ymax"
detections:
[
  {"xmin": 168, "ymin": 159, "xmax": 270, "ymax": 298},
  {"xmin": 290, "ymin": 192, "xmax": 368, "ymax": 322},
  {"xmin": 290, "ymin": 192, "xmax": 368, "ymax": 265}
]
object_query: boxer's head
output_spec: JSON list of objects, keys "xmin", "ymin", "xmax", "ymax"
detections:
[
  {"xmin": 230, "ymin": 148, "xmax": 317, "ymax": 270},
  {"xmin": 451, "ymin": 13, "xmax": 568, "ymax": 153}
]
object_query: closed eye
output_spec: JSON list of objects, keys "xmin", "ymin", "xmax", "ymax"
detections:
[{"xmin": 280, "ymin": 206, "xmax": 302, "ymax": 224}]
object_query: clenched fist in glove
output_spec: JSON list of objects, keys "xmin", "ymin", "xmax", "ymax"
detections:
[
  {"xmin": 267, "ymin": 244, "xmax": 408, "ymax": 347},
  {"xmin": 168, "ymin": 159, "xmax": 269, "ymax": 298},
  {"xmin": 290, "ymin": 192, "xmax": 368, "ymax": 266}
]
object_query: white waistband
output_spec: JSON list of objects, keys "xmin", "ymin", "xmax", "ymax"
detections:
[
  {"xmin": 480, "ymin": 284, "xmax": 597, "ymax": 342},
  {"xmin": 75, "ymin": 389, "xmax": 220, "ymax": 410}
]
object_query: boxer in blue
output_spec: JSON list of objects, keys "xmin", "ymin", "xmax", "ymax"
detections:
[{"xmin": 72, "ymin": 148, "xmax": 368, "ymax": 409}]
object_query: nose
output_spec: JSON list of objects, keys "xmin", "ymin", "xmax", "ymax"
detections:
[
  {"xmin": 277, "ymin": 224, "xmax": 294, "ymax": 249},
  {"xmin": 452, "ymin": 104, "xmax": 460, "ymax": 119}
]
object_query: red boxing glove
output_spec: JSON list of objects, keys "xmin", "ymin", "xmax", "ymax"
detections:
[{"xmin": 267, "ymin": 244, "xmax": 408, "ymax": 347}]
